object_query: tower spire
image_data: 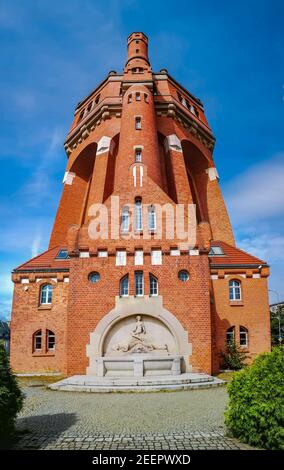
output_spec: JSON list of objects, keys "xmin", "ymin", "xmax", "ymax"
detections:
[{"xmin": 124, "ymin": 32, "xmax": 151, "ymax": 72}]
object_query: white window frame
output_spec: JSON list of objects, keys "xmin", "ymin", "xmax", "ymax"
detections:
[
  {"xmin": 47, "ymin": 330, "xmax": 55, "ymax": 350},
  {"xmin": 239, "ymin": 327, "xmax": 248, "ymax": 347},
  {"xmin": 134, "ymin": 199, "xmax": 143, "ymax": 231},
  {"xmin": 226, "ymin": 327, "xmax": 235, "ymax": 344},
  {"xmin": 121, "ymin": 206, "xmax": 130, "ymax": 232},
  {"xmin": 97, "ymin": 250, "xmax": 108, "ymax": 258},
  {"xmin": 135, "ymin": 116, "xmax": 142, "ymax": 130},
  {"xmin": 116, "ymin": 250, "xmax": 127, "ymax": 266},
  {"xmin": 134, "ymin": 250, "xmax": 144, "ymax": 266},
  {"xmin": 149, "ymin": 274, "xmax": 158, "ymax": 296},
  {"xmin": 148, "ymin": 205, "xmax": 156, "ymax": 231},
  {"xmin": 135, "ymin": 271, "xmax": 144, "ymax": 296},
  {"xmin": 34, "ymin": 331, "xmax": 42, "ymax": 351},
  {"xmin": 151, "ymin": 249, "xmax": 162, "ymax": 265},
  {"xmin": 135, "ymin": 148, "xmax": 142, "ymax": 163},
  {"xmin": 229, "ymin": 280, "xmax": 241, "ymax": 301},
  {"xmin": 120, "ymin": 275, "xmax": 129, "ymax": 297},
  {"xmin": 40, "ymin": 284, "xmax": 52, "ymax": 305}
]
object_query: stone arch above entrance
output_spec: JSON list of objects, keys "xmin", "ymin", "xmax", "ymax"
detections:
[{"xmin": 86, "ymin": 295, "xmax": 192, "ymax": 375}]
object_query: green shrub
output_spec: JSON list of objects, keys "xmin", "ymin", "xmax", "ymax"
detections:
[
  {"xmin": 0, "ymin": 342, "xmax": 24, "ymax": 439},
  {"xmin": 220, "ymin": 340, "xmax": 249, "ymax": 370},
  {"xmin": 225, "ymin": 347, "xmax": 284, "ymax": 449}
]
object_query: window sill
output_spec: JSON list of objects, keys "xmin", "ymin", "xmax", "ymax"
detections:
[
  {"xmin": 32, "ymin": 351, "xmax": 55, "ymax": 357},
  {"xmin": 38, "ymin": 305, "xmax": 52, "ymax": 310},
  {"xmin": 229, "ymin": 301, "xmax": 244, "ymax": 306}
]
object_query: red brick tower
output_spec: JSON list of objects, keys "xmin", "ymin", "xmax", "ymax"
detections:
[{"xmin": 10, "ymin": 33, "xmax": 271, "ymax": 377}]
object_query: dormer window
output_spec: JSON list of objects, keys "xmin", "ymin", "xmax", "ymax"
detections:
[
  {"xmin": 55, "ymin": 249, "xmax": 69, "ymax": 260},
  {"xmin": 209, "ymin": 246, "xmax": 224, "ymax": 256}
]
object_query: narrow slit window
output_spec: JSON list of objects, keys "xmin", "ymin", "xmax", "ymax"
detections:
[
  {"xmin": 135, "ymin": 93, "xmax": 141, "ymax": 101},
  {"xmin": 135, "ymin": 148, "xmax": 142, "ymax": 163},
  {"xmin": 135, "ymin": 271, "xmax": 144, "ymax": 296},
  {"xmin": 135, "ymin": 117, "xmax": 142, "ymax": 130},
  {"xmin": 134, "ymin": 199, "xmax": 143, "ymax": 231}
]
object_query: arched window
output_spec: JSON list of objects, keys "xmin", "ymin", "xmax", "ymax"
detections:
[
  {"xmin": 47, "ymin": 330, "xmax": 55, "ymax": 350},
  {"xmin": 78, "ymin": 109, "xmax": 85, "ymax": 121},
  {"xmin": 226, "ymin": 326, "xmax": 235, "ymax": 344},
  {"xmin": 134, "ymin": 198, "xmax": 142, "ymax": 231},
  {"xmin": 121, "ymin": 206, "xmax": 130, "ymax": 232},
  {"xmin": 120, "ymin": 275, "xmax": 129, "ymax": 297},
  {"xmin": 95, "ymin": 94, "xmax": 100, "ymax": 104},
  {"xmin": 148, "ymin": 205, "xmax": 156, "ymax": 231},
  {"xmin": 240, "ymin": 326, "xmax": 248, "ymax": 347},
  {"xmin": 40, "ymin": 284, "xmax": 52, "ymax": 305},
  {"xmin": 229, "ymin": 280, "xmax": 241, "ymax": 301},
  {"xmin": 135, "ymin": 271, "xmax": 143, "ymax": 296},
  {"xmin": 33, "ymin": 330, "xmax": 42, "ymax": 351},
  {"xmin": 149, "ymin": 274, "xmax": 158, "ymax": 296}
]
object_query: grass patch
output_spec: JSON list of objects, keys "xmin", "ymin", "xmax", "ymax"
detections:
[
  {"xmin": 215, "ymin": 371, "xmax": 235, "ymax": 382},
  {"xmin": 17, "ymin": 375, "xmax": 66, "ymax": 387}
]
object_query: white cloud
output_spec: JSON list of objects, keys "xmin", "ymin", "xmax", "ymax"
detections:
[{"xmin": 224, "ymin": 153, "xmax": 284, "ymax": 226}]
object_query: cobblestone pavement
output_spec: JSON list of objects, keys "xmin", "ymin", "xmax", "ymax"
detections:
[{"xmin": 12, "ymin": 385, "xmax": 252, "ymax": 450}]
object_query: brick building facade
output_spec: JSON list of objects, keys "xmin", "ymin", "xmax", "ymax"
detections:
[{"xmin": 10, "ymin": 33, "xmax": 271, "ymax": 376}]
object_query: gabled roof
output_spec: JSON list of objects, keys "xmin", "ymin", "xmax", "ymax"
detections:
[
  {"xmin": 14, "ymin": 246, "xmax": 70, "ymax": 272},
  {"xmin": 209, "ymin": 241, "xmax": 267, "ymax": 267}
]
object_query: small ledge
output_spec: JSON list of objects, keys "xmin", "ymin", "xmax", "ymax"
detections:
[
  {"xmin": 229, "ymin": 301, "xmax": 244, "ymax": 307},
  {"xmin": 38, "ymin": 305, "xmax": 52, "ymax": 311},
  {"xmin": 32, "ymin": 352, "xmax": 56, "ymax": 357}
]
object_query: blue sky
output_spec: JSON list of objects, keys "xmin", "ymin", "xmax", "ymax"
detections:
[{"xmin": 0, "ymin": 0, "xmax": 283, "ymax": 319}]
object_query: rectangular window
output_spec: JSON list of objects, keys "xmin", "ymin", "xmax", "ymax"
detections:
[
  {"xmin": 148, "ymin": 206, "xmax": 156, "ymax": 231},
  {"xmin": 98, "ymin": 250, "xmax": 108, "ymax": 257},
  {"xmin": 170, "ymin": 248, "xmax": 180, "ymax": 256},
  {"xmin": 116, "ymin": 250, "xmax": 127, "ymax": 266},
  {"xmin": 149, "ymin": 276, "xmax": 158, "ymax": 296},
  {"xmin": 240, "ymin": 332, "xmax": 248, "ymax": 347},
  {"xmin": 135, "ymin": 93, "xmax": 141, "ymax": 101},
  {"xmin": 135, "ymin": 200, "xmax": 143, "ymax": 231},
  {"xmin": 151, "ymin": 249, "xmax": 162, "ymax": 265},
  {"xmin": 135, "ymin": 117, "xmax": 142, "ymax": 130},
  {"xmin": 121, "ymin": 208, "xmax": 130, "ymax": 232},
  {"xmin": 135, "ymin": 271, "xmax": 144, "ymax": 296},
  {"xmin": 79, "ymin": 251, "xmax": 90, "ymax": 258},
  {"xmin": 135, "ymin": 148, "xmax": 142, "ymax": 162},
  {"xmin": 34, "ymin": 334, "xmax": 42, "ymax": 351},
  {"xmin": 134, "ymin": 249, "xmax": 144, "ymax": 266},
  {"xmin": 47, "ymin": 332, "xmax": 55, "ymax": 350}
]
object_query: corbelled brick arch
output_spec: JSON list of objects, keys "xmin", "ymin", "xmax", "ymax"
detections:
[
  {"xmin": 181, "ymin": 139, "xmax": 235, "ymax": 245},
  {"xmin": 49, "ymin": 142, "xmax": 97, "ymax": 248}
]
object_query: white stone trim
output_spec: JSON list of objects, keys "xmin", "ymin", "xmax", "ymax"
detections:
[
  {"xmin": 253, "ymin": 273, "xmax": 260, "ymax": 279},
  {"xmin": 97, "ymin": 136, "xmax": 114, "ymax": 155},
  {"xmin": 20, "ymin": 278, "xmax": 29, "ymax": 284},
  {"xmin": 206, "ymin": 167, "xmax": 219, "ymax": 181},
  {"xmin": 210, "ymin": 274, "xmax": 218, "ymax": 280},
  {"xmin": 63, "ymin": 171, "xmax": 76, "ymax": 185},
  {"xmin": 189, "ymin": 249, "xmax": 199, "ymax": 256},
  {"xmin": 164, "ymin": 134, "xmax": 182, "ymax": 153},
  {"xmin": 86, "ymin": 295, "xmax": 192, "ymax": 375}
]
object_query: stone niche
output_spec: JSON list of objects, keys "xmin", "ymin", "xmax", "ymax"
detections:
[
  {"xmin": 103, "ymin": 315, "xmax": 177, "ymax": 356},
  {"xmin": 86, "ymin": 295, "xmax": 192, "ymax": 377}
]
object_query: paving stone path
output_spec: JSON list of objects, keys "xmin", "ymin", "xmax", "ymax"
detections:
[{"xmin": 12, "ymin": 384, "xmax": 252, "ymax": 450}]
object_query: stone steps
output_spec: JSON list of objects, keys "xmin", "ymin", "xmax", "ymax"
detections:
[{"xmin": 49, "ymin": 373, "xmax": 225, "ymax": 393}]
